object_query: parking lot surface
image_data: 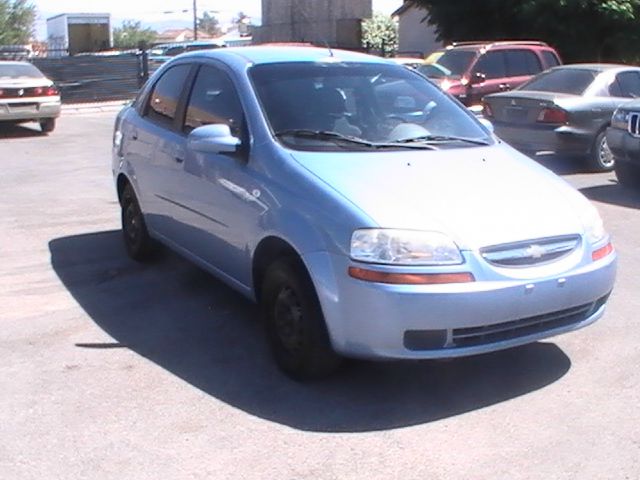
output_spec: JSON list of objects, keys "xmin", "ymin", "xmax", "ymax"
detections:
[{"xmin": 1, "ymin": 113, "xmax": 639, "ymax": 479}]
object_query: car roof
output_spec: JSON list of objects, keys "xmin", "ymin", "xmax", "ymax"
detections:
[
  {"xmin": 179, "ymin": 46, "xmax": 392, "ymax": 66},
  {"xmin": 442, "ymin": 40, "xmax": 552, "ymax": 51},
  {"xmin": 549, "ymin": 63, "xmax": 636, "ymax": 72}
]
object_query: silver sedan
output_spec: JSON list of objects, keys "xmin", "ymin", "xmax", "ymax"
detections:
[
  {"xmin": 483, "ymin": 64, "xmax": 640, "ymax": 171},
  {"xmin": 0, "ymin": 61, "xmax": 61, "ymax": 133}
]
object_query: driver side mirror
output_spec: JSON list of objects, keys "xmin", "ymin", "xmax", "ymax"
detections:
[
  {"xmin": 188, "ymin": 124, "xmax": 241, "ymax": 154},
  {"xmin": 469, "ymin": 72, "xmax": 486, "ymax": 86}
]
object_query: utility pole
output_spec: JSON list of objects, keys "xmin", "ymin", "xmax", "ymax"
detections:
[{"xmin": 193, "ymin": 0, "xmax": 198, "ymax": 40}]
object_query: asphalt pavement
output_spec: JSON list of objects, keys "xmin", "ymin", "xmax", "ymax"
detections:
[{"xmin": 1, "ymin": 113, "xmax": 639, "ymax": 479}]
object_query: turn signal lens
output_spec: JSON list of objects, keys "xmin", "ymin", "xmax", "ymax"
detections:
[
  {"xmin": 348, "ymin": 267, "xmax": 475, "ymax": 285},
  {"xmin": 592, "ymin": 242, "xmax": 614, "ymax": 261}
]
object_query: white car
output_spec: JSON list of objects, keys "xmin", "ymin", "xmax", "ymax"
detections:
[{"xmin": 0, "ymin": 61, "xmax": 61, "ymax": 133}]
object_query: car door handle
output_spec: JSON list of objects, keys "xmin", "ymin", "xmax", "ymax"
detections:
[
  {"xmin": 175, "ymin": 156, "xmax": 185, "ymax": 164},
  {"xmin": 499, "ymin": 83, "xmax": 511, "ymax": 91},
  {"xmin": 131, "ymin": 132, "xmax": 138, "ymax": 141}
]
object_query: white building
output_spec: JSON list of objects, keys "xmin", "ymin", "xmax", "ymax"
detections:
[
  {"xmin": 392, "ymin": 1, "xmax": 442, "ymax": 57},
  {"xmin": 47, "ymin": 13, "xmax": 112, "ymax": 57}
]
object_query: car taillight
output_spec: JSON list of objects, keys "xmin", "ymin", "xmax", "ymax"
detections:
[
  {"xmin": 537, "ymin": 107, "xmax": 568, "ymax": 124},
  {"xmin": 482, "ymin": 101, "xmax": 493, "ymax": 118},
  {"xmin": 28, "ymin": 86, "xmax": 58, "ymax": 96}
]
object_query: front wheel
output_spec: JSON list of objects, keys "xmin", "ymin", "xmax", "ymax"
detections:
[
  {"xmin": 615, "ymin": 160, "xmax": 640, "ymax": 188},
  {"xmin": 261, "ymin": 258, "xmax": 342, "ymax": 380},
  {"xmin": 588, "ymin": 131, "xmax": 615, "ymax": 172}
]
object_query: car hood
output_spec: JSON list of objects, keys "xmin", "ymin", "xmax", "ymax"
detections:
[{"xmin": 290, "ymin": 144, "xmax": 589, "ymax": 250}]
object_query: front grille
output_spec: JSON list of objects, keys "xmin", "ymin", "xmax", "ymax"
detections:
[
  {"xmin": 628, "ymin": 112, "xmax": 640, "ymax": 137},
  {"xmin": 481, "ymin": 235, "xmax": 581, "ymax": 268},
  {"xmin": 451, "ymin": 297, "xmax": 607, "ymax": 348}
]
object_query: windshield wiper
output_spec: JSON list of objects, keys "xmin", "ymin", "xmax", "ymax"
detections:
[
  {"xmin": 275, "ymin": 129, "xmax": 437, "ymax": 150},
  {"xmin": 398, "ymin": 134, "xmax": 491, "ymax": 146}
]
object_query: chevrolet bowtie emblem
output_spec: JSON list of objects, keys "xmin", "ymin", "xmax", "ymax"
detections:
[{"xmin": 525, "ymin": 244, "xmax": 546, "ymax": 259}]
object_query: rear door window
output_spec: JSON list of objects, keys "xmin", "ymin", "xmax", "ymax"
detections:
[
  {"xmin": 613, "ymin": 71, "xmax": 640, "ymax": 98},
  {"xmin": 505, "ymin": 50, "xmax": 542, "ymax": 76},
  {"xmin": 473, "ymin": 52, "xmax": 507, "ymax": 79},
  {"xmin": 146, "ymin": 64, "xmax": 191, "ymax": 127}
]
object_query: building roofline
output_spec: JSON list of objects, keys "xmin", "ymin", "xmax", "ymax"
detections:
[
  {"xmin": 47, "ymin": 13, "xmax": 111, "ymax": 22},
  {"xmin": 392, "ymin": 1, "xmax": 418, "ymax": 17}
]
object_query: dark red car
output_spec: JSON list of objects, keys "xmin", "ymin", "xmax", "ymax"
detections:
[{"xmin": 418, "ymin": 41, "xmax": 562, "ymax": 107}]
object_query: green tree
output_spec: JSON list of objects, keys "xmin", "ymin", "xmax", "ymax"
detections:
[
  {"xmin": 362, "ymin": 13, "xmax": 399, "ymax": 57},
  {"xmin": 198, "ymin": 11, "xmax": 222, "ymax": 37},
  {"xmin": 0, "ymin": 0, "xmax": 36, "ymax": 44},
  {"xmin": 113, "ymin": 20, "xmax": 157, "ymax": 49},
  {"xmin": 413, "ymin": 0, "xmax": 640, "ymax": 62}
]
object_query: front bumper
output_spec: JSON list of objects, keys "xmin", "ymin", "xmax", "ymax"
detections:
[
  {"xmin": 0, "ymin": 99, "xmax": 61, "ymax": 122},
  {"xmin": 607, "ymin": 127, "xmax": 640, "ymax": 166},
  {"xmin": 304, "ymin": 249, "xmax": 616, "ymax": 360},
  {"xmin": 494, "ymin": 122, "xmax": 594, "ymax": 156}
]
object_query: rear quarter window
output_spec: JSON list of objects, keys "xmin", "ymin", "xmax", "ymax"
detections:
[{"xmin": 541, "ymin": 50, "xmax": 561, "ymax": 69}]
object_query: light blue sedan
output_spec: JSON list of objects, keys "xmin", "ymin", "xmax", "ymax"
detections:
[{"xmin": 112, "ymin": 46, "xmax": 617, "ymax": 379}]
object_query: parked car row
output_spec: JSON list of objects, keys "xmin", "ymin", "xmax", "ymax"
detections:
[
  {"xmin": 399, "ymin": 40, "xmax": 640, "ymax": 177},
  {"xmin": 483, "ymin": 64, "xmax": 640, "ymax": 172},
  {"xmin": 112, "ymin": 46, "xmax": 617, "ymax": 379}
]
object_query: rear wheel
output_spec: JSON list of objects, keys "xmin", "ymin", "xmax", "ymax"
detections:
[
  {"xmin": 261, "ymin": 258, "xmax": 342, "ymax": 380},
  {"xmin": 588, "ymin": 131, "xmax": 615, "ymax": 172},
  {"xmin": 40, "ymin": 118, "xmax": 56, "ymax": 134},
  {"xmin": 615, "ymin": 160, "xmax": 640, "ymax": 188},
  {"xmin": 121, "ymin": 184, "xmax": 156, "ymax": 261}
]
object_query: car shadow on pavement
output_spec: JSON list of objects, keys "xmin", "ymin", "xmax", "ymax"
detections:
[
  {"xmin": 580, "ymin": 181, "xmax": 640, "ymax": 209},
  {"xmin": 527, "ymin": 154, "xmax": 591, "ymax": 175},
  {"xmin": 49, "ymin": 230, "xmax": 572, "ymax": 433},
  {"xmin": 0, "ymin": 122, "xmax": 44, "ymax": 138}
]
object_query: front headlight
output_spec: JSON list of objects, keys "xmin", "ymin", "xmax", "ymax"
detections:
[
  {"xmin": 350, "ymin": 229, "xmax": 463, "ymax": 265},
  {"xmin": 611, "ymin": 108, "xmax": 629, "ymax": 130}
]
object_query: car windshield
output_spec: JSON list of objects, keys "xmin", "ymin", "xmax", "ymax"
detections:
[
  {"xmin": 519, "ymin": 68, "xmax": 597, "ymax": 95},
  {"xmin": 424, "ymin": 50, "xmax": 476, "ymax": 79},
  {"xmin": 250, "ymin": 61, "xmax": 491, "ymax": 151},
  {"xmin": 0, "ymin": 63, "xmax": 44, "ymax": 79},
  {"xmin": 417, "ymin": 63, "xmax": 452, "ymax": 79}
]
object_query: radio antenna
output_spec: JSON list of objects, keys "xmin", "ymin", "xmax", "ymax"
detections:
[{"xmin": 294, "ymin": 0, "xmax": 334, "ymax": 56}]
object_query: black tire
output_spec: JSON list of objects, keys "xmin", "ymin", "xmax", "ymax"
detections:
[
  {"xmin": 40, "ymin": 118, "xmax": 56, "ymax": 134},
  {"xmin": 615, "ymin": 160, "xmax": 640, "ymax": 188},
  {"xmin": 121, "ymin": 184, "xmax": 156, "ymax": 261},
  {"xmin": 261, "ymin": 258, "xmax": 342, "ymax": 380},
  {"xmin": 588, "ymin": 130, "xmax": 615, "ymax": 172}
]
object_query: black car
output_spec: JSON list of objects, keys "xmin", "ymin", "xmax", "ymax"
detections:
[{"xmin": 607, "ymin": 101, "xmax": 640, "ymax": 187}]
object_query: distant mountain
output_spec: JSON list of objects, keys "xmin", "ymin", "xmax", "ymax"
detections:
[{"xmin": 139, "ymin": 19, "xmax": 194, "ymax": 33}]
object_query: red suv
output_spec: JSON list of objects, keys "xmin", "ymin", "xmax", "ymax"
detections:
[{"xmin": 418, "ymin": 41, "xmax": 562, "ymax": 107}]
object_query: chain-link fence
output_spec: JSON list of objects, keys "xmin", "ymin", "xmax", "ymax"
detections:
[{"xmin": 27, "ymin": 51, "xmax": 150, "ymax": 104}]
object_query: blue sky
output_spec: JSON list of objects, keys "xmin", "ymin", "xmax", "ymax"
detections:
[{"xmin": 32, "ymin": 0, "xmax": 403, "ymax": 39}]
